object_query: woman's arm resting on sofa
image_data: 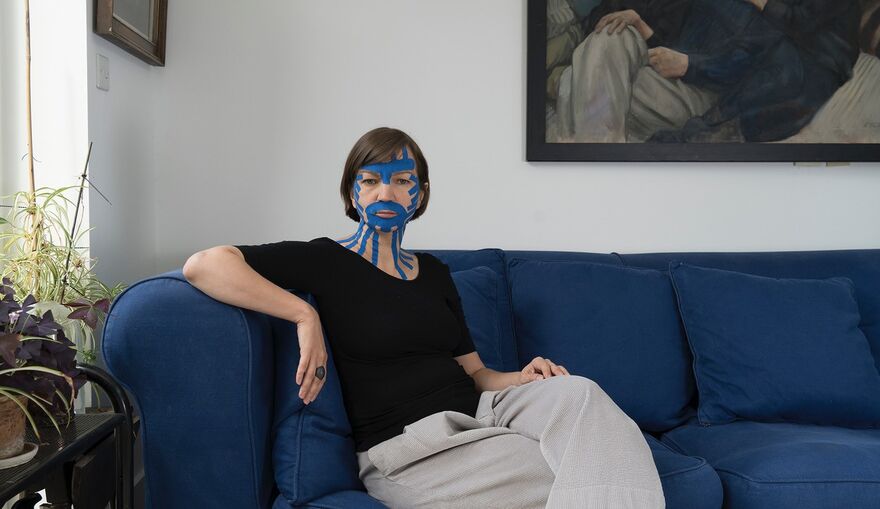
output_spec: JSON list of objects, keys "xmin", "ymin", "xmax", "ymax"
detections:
[
  {"xmin": 183, "ymin": 246, "xmax": 316, "ymax": 324},
  {"xmin": 183, "ymin": 246, "xmax": 329, "ymax": 404}
]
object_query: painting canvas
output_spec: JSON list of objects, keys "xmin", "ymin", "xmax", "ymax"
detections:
[{"xmin": 527, "ymin": 0, "xmax": 880, "ymax": 161}]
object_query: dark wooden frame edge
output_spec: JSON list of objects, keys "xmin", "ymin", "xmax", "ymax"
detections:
[{"xmin": 94, "ymin": 0, "xmax": 167, "ymax": 67}]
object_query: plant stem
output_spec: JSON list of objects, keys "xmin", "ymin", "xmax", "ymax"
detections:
[{"xmin": 60, "ymin": 143, "xmax": 93, "ymax": 303}]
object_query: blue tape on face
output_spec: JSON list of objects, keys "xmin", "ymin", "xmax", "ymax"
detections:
[
  {"xmin": 341, "ymin": 146, "xmax": 422, "ymax": 279},
  {"xmin": 352, "ymin": 146, "xmax": 420, "ymax": 233}
]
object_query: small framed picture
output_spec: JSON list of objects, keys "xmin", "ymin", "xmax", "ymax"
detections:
[{"xmin": 94, "ymin": 0, "xmax": 167, "ymax": 66}]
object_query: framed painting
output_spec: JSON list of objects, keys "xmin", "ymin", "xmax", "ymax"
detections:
[
  {"xmin": 95, "ymin": 0, "xmax": 167, "ymax": 66},
  {"xmin": 527, "ymin": 0, "xmax": 880, "ymax": 162}
]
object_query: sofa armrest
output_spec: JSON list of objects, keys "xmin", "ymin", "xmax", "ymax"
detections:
[{"xmin": 102, "ymin": 270, "xmax": 275, "ymax": 509}]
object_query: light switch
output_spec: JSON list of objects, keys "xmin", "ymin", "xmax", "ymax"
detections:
[{"xmin": 96, "ymin": 54, "xmax": 110, "ymax": 91}]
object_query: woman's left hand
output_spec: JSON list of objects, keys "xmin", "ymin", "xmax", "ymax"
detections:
[{"xmin": 519, "ymin": 356, "xmax": 570, "ymax": 385}]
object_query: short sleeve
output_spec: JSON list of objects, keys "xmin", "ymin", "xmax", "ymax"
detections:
[
  {"xmin": 449, "ymin": 293, "xmax": 477, "ymax": 356},
  {"xmin": 435, "ymin": 260, "xmax": 477, "ymax": 357},
  {"xmin": 234, "ymin": 240, "xmax": 325, "ymax": 294}
]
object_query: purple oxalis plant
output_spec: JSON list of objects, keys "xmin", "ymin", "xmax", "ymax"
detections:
[
  {"xmin": 0, "ymin": 277, "xmax": 87, "ymax": 421},
  {"xmin": 63, "ymin": 296, "xmax": 111, "ymax": 330}
]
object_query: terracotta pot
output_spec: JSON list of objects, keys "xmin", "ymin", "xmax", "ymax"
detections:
[{"xmin": 0, "ymin": 395, "xmax": 28, "ymax": 459}]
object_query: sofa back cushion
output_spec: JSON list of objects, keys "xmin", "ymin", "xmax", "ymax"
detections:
[
  {"xmin": 450, "ymin": 266, "xmax": 510, "ymax": 371},
  {"xmin": 426, "ymin": 248, "xmax": 519, "ymax": 371},
  {"xmin": 507, "ymin": 259, "xmax": 696, "ymax": 432},
  {"xmin": 669, "ymin": 262, "xmax": 880, "ymax": 427},
  {"xmin": 621, "ymin": 249, "xmax": 880, "ymax": 372},
  {"xmin": 272, "ymin": 294, "xmax": 365, "ymax": 506}
]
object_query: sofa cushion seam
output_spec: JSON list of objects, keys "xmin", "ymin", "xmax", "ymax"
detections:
[{"xmin": 717, "ymin": 468, "xmax": 880, "ymax": 485}]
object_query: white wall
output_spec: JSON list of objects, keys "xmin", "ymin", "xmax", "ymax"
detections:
[
  {"xmin": 86, "ymin": 0, "xmax": 159, "ymax": 287},
  {"xmin": 144, "ymin": 0, "xmax": 880, "ymax": 274},
  {"xmin": 2, "ymin": 0, "xmax": 155, "ymax": 299}
]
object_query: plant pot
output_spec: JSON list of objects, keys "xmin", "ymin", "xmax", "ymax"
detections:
[{"xmin": 0, "ymin": 395, "xmax": 28, "ymax": 459}]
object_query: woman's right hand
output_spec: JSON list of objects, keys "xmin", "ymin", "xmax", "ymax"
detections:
[
  {"xmin": 594, "ymin": 9, "xmax": 654, "ymax": 41},
  {"xmin": 594, "ymin": 9, "xmax": 641, "ymax": 35},
  {"xmin": 295, "ymin": 309, "xmax": 328, "ymax": 405}
]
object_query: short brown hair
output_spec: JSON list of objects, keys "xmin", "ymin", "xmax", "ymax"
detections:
[{"xmin": 340, "ymin": 127, "xmax": 430, "ymax": 223}]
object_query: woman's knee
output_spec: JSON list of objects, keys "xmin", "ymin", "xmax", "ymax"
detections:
[
  {"xmin": 545, "ymin": 374, "xmax": 602, "ymax": 395},
  {"xmin": 577, "ymin": 26, "xmax": 644, "ymax": 61}
]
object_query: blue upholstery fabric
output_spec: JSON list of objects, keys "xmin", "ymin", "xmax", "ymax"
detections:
[
  {"xmin": 669, "ymin": 262, "xmax": 880, "ymax": 427},
  {"xmin": 507, "ymin": 259, "xmax": 696, "ymax": 431},
  {"xmin": 644, "ymin": 433, "xmax": 723, "ymax": 509},
  {"xmin": 503, "ymin": 250, "xmax": 623, "ymax": 366},
  {"xmin": 450, "ymin": 266, "xmax": 510, "ymax": 371},
  {"xmin": 102, "ymin": 248, "xmax": 880, "ymax": 509},
  {"xmin": 503, "ymin": 250, "xmax": 624, "ymax": 265},
  {"xmin": 102, "ymin": 271, "xmax": 276, "ymax": 509},
  {"xmin": 662, "ymin": 420, "xmax": 880, "ymax": 509},
  {"xmin": 271, "ymin": 295, "xmax": 365, "ymax": 506},
  {"xmin": 426, "ymin": 248, "xmax": 519, "ymax": 371},
  {"xmin": 621, "ymin": 249, "xmax": 880, "ymax": 372},
  {"xmin": 272, "ymin": 490, "xmax": 387, "ymax": 509}
]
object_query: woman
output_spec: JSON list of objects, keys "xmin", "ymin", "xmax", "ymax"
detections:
[{"xmin": 182, "ymin": 127, "xmax": 664, "ymax": 508}]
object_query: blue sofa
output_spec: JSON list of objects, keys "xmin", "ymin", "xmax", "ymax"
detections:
[{"xmin": 102, "ymin": 247, "xmax": 880, "ymax": 509}]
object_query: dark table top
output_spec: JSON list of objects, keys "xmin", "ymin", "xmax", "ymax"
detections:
[{"xmin": 0, "ymin": 413, "xmax": 124, "ymax": 502}]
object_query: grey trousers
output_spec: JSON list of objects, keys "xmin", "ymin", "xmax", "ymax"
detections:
[
  {"xmin": 557, "ymin": 26, "xmax": 717, "ymax": 143},
  {"xmin": 357, "ymin": 375, "xmax": 665, "ymax": 509}
]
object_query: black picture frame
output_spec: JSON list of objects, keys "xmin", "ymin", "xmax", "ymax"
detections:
[
  {"xmin": 526, "ymin": 0, "xmax": 880, "ymax": 162},
  {"xmin": 94, "ymin": 0, "xmax": 167, "ymax": 67}
]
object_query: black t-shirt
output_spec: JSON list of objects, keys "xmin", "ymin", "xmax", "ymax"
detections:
[{"xmin": 235, "ymin": 237, "xmax": 480, "ymax": 452}]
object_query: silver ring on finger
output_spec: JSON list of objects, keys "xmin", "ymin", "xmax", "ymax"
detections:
[{"xmin": 315, "ymin": 365, "xmax": 326, "ymax": 380}]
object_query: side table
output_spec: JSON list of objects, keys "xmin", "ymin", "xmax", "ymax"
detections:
[
  {"xmin": 0, "ymin": 364, "xmax": 135, "ymax": 509},
  {"xmin": 0, "ymin": 414, "xmax": 123, "ymax": 508}
]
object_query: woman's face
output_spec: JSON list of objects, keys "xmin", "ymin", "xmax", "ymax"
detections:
[{"xmin": 350, "ymin": 146, "xmax": 423, "ymax": 233}]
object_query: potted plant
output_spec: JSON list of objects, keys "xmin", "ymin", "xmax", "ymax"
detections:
[
  {"xmin": 1, "ymin": 0, "xmax": 123, "ymax": 366},
  {"xmin": 0, "ymin": 184, "xmax": 124, "ymax": 365},
  {"xmin": 0, "ymin": 277, "xmax": 85, "ymax": 462},
  {"xmin": 0, "ymin": 0, "xmax": 125, "ymax": 466}
]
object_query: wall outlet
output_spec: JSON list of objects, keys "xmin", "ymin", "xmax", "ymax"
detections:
[{"xmin": 96, "ymin": 54, "xmax": 110, "ymax": 91}]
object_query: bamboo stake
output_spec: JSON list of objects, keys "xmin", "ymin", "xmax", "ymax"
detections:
[
  {"xmin": 24, "ymin": 0, "xmax": 35, "ymax": 198},
  {"xmin": 23, "ymin": 0, "xmax": 43, "ymax": 292}
]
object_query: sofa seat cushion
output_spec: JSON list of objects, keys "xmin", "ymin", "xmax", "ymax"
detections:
[
  {"xmin": 644, "ymin": 433, "xmax": 723, "ymax": 509},
  {"xmin": 271, "ymin": 437, "xmax": 721, "ymax": 509},
  {"xmin": 662, "ymin": 420, "xmax": 880, "ymax": 509},
  {"xmin": 272, "ymin": 490, "xmax": 387, "ymax": 509}
]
